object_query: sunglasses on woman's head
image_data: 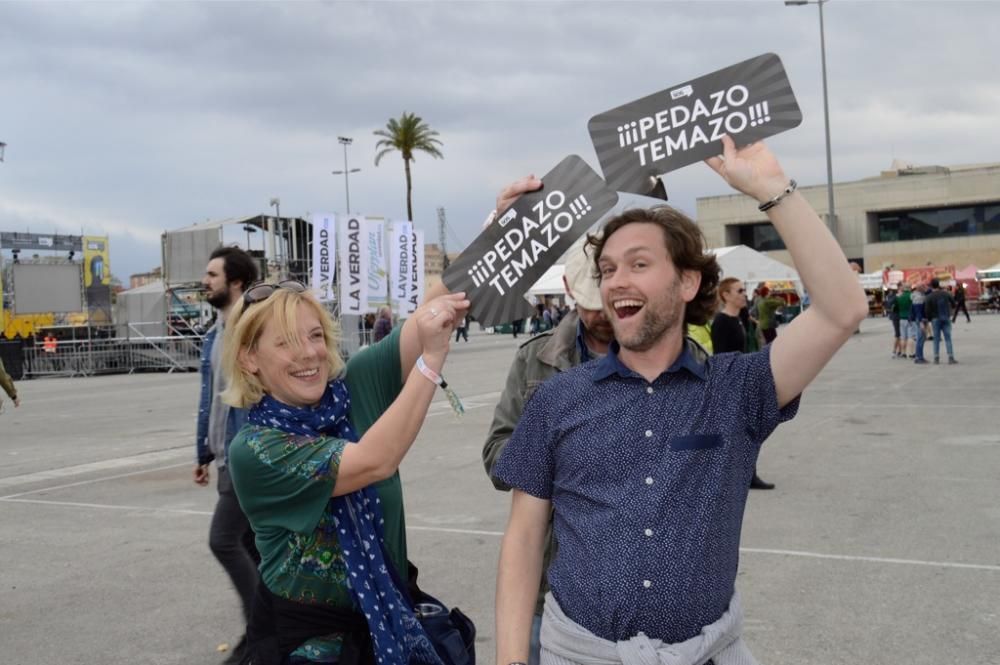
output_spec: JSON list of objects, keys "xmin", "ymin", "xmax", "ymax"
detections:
[{"xmin": 241, "ymin": 279, "xmax": 308, "ymax": 313}]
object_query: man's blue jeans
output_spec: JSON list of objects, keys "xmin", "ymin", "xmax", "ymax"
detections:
[
  {"xmin": 530, "ymin": 614, "xmax": 542, "ymax": 665},
  {"xmin": 932, "ymin": 319, "xmax": 954, "ymax": 359},
  {"xmin": 914, "ymin": 321, "xmax": 926, "ymax": 360}
]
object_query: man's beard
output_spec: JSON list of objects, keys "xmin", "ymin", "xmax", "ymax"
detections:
[
  {"xmin": 614, "ymin": 276, "xmax": 684, "ymax": 352},
  {"xmin": 206, "ymin": 288, "xmax": 231, "ymax": 310}
]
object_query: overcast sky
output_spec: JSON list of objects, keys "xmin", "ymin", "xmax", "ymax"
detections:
[{"xmin": 1, "ymin": 1, "xmax": 998, "ymax": 281}]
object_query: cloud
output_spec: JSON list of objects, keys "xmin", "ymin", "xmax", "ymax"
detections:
[{"xmin": 1, "ymin": 1, "xmax": 997, "ymax": 280}]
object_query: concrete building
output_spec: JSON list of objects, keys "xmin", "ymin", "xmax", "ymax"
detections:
[
  {"xmin": 696, "ymin": 161, "xmax": 1000, "ymax": 272},
  {"xmin": 423, "ymin": 242, "xmax": 459, "ymax": 291},
  {"xmin": 129, "ymin": 267, "xmax": 162, "ymax": 289}
]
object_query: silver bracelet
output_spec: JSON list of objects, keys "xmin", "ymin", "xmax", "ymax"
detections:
[{"xmin": 757, "ymin": 179, "xmax": 797, "ymax": 212}]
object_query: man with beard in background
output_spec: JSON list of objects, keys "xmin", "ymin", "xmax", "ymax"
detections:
[{"xmin": 194, "ymin": 246, "xmax": 260, "ymax": 664}]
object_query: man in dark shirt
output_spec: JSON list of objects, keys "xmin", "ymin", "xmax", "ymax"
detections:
[
  {"xmin": 951, "ymin": 283, "xmax": 971, "ymax": 323},
  {"xmin": 925, "ymin": 278, "xmax": 958, "ymax": 364},
  {"xmin": 493, "ymin": 138, "xmax": 869, "ymax": 665},
  {"xmin": 711, "ymin": 277, "xmax": 747, "ymax": 354}
]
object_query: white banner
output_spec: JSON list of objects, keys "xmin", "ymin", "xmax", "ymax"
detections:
[
  {"xmin": 364, "ymin": 217, "xmax": 389, "ymax": 314},
  {"xmin": 407, "ymin": 229, "xmax": 425, "ymax": 315},
  {"xmin": 338, "ymin": 213, "xmax": 368, "ymax": 316},
  {"xmin": 310, "ymin": 213, "xmax": 336, "ymax": 302},
  {"xmin": 389, "ymin": 220, "xmax": 412, "ymax": 316}
]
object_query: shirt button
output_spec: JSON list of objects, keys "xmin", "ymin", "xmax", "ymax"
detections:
[
  {"xmin": 643, "ymin": 580, "xmax": 652, "ymax": 589},
  {"xmin": 646, "ymin": 386, "xmax": 654, "ymax": 394},
  {"xmin": 645, "ymin": 477, "xmax": 654, "ymax": 485},
  {"xmin": 645, "ymin": 430, "xmax": 653, "ymax": 438},
  {"xmin": 644, "ymin": 528, "xmax": 653, "ymax": 537}
]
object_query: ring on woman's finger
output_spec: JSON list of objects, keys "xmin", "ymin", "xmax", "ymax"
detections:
[{"xmin": 430, "ymin": 308, "xmax": 439, "ymax": 317}]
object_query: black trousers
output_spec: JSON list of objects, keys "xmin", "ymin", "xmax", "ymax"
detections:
[
  {"xmin": 210, "ymin": 467, "xmax": 261, "ymax": 625},
  {"xmin": 952, "ymin": 301, "xmax": 970, "ymax": 322}
]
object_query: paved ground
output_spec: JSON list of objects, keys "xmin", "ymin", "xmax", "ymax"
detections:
[{"xmin": 1, "ymin": 316, "xmax": 999, "ymax": 665}]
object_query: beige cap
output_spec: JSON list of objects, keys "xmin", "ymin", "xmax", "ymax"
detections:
[{"xmin": 562, "ymin": 232, "xmax": 603, "ymax": 311}]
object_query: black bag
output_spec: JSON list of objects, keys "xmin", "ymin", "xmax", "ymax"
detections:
[
  {"xmin": 395, "ymin": 561, "xmax": 476, "ymax": 665},
  {"xmin": 409, "ymin": 580, "xmax": 476, "ymax": 665}
]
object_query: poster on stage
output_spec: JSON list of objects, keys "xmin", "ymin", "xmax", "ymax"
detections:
[
  {"xmin": 337, "ymin": 213, "xmax": 368, "ymax": 316},
  {"xmin": 442, "ymin": 154, "xmax": 618, "ymax": 327},
  {"xmin": 364, "ymin": 217, "xmax": 389, "ymax": 313},
  {"xmin": 406, "ymin": 230, "xmax": 425, "ymax": 315},
  {"xmin": 84, "ymin": 235, "xmax": 112, "ymax": 324},
  {"xmin": 390, "ymin": 220, "xmax": 413, "ymax": 316},
  {"xmin": 310, "ymin": 213, "xmax": 336, "ymax": 302},
  {"xmin": 588, "ymin": 53, "xmax": 802, "ymax": 198}
]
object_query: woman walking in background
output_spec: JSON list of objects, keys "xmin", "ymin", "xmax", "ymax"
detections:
[{"xmin": 713, "ymin": 277, "xmax": 775, "ymax": 490}]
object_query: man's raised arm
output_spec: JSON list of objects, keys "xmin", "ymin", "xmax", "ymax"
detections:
[{"xmin": 706, "ymin": 136, "xmax": 868, "ymax": 407}]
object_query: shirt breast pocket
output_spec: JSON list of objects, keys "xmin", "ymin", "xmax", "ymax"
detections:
[
  {"xmin": 669, "ymin": 434, "xmax": 724, "ymax": 452},
  {"xmin": 523, "ymin": 380, "xmax": 543, "ymax": 403}
]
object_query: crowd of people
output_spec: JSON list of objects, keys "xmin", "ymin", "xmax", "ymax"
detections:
[
  {"xmin": 191, "ymin": 137, "xmax": 868, "ymax": 665},
  {"xmin": 884, "ymin": 279, "xmax": 962, "ymax": 365}
]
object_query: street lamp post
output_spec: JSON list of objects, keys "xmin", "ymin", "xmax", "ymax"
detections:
[
  {"xmin": 243, "ymin": 224, "xmax": 257, "ymax": 251},
  {"xmin": 332, "ymin": 136, "xmax": 361, "ymax": 214},
  {"xmin": 786, "ymin": 0, "xmax": 836, "ymax": 235},
  {"xmin": 270, "ymin": 197, "xmax": 286, "ymax": 276},
  {"xmin": 267, "ymin": 198, "xmax": 281, "ymax": 272}
]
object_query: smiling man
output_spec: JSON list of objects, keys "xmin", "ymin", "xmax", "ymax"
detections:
[{"xmin": 492, "ymin": 137, "xmax": 869, "ymax": 665}]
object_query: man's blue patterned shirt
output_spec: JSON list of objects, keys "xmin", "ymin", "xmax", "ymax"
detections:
[{"xmin": 493, "ymin": 342, "xmax": 799, "ymax": 643}]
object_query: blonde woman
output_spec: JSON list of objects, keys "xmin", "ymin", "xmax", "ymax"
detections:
[{"xmin": 222, "ymin": 280, "xmax": 467, "ymax": 665}]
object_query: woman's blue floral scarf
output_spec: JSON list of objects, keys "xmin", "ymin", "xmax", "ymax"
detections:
[{"xmin": 249, "ymin": 380, "xmax": 442, "ymax": 665}]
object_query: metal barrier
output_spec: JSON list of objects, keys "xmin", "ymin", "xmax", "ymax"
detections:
[
  {"xmin": 22, "ymin": 326, "xmax": 204, "ymax": 378},
  {"xmin": 18, "ymin": 318, "xmax": 395, "ymax": 379}
]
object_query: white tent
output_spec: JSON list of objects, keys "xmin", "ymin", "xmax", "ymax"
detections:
[
  {"xmin": 528, "ymin": 244, "xmax": 803, "ymax": 299},
  {"xmin": 527, "ymin": 264, "xmax": 566, "ymax": 297},
  {"xmin": 858, "ymin": 271, "xmax": 884, "ymax": 290},
  {"xmin": 710, "ymin": 245, "xmax": 802, "ymax": 291},
  {"xmin": 976, "ymin": 262, "xmax": 1000, "ymax": 283}
]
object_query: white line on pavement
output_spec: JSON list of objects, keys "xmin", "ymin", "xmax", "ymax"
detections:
[
  {"xmin": 0, "ymin": 390, "xmax": 505, "ymax": 493},
  {"xmin": 0, "ymin": 461, "xmax": 191, "ymax": 499},
  {"xmin": 425, "ymin": 391, "xmax": 501, "ymax": 417},
  {"xmin": 3, "ymin": 498, "xmax": 999, "ymax": 574},
  {"xmin": 738, "ymin": 547, "xmax": 1000, "ymax": 572},
  {"xmin": 0, "ymin": 448, "xmax": 190, "ymax": 492},
  {"xmin": 1, "ymin": 497, "xmax": 213, "ymax": 515}
]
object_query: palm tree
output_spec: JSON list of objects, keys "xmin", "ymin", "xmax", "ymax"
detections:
[{"xmin": 373, "ymin": 112, "xmax": 444, "ymax": 221}]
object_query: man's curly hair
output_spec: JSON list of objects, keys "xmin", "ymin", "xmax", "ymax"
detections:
[{"xmin": 585, "ymin": 206, "xmax": 721, "ymax": 326}]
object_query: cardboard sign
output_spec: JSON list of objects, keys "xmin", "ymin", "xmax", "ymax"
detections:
[
  {"xmin": 588, "ymin": 53, "xmax": 802, "ymax": 197},
  {"xmin": 443, "ymin": 155, "xmax": 618, "ymax": 327}
]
